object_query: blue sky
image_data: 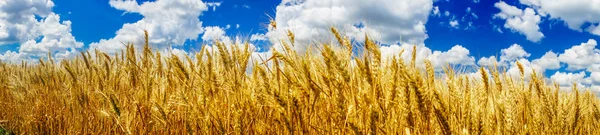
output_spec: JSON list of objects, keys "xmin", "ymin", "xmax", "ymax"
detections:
[
  {"xmin": 11, "ymin": 0, "xmax": 596, "ymax": 58},
  {"xmin": 1, "ymin": 0, "xmax": 600, "ymax": 90},
  {"xmin": 50, "ymin": 0, "xmax": 279, "ymax": 49},
  {"xmin": 2, "ymin": 0, "xmax": 597, "ymax": 55},
  {"xmin": 426, "ymin": 0, "xmax": 597, "ymax": 59}
]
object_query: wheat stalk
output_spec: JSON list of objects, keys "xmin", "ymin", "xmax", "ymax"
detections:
[{"xmin": 0, "ymin": 29, "xmax": 597, "ymax": 134}]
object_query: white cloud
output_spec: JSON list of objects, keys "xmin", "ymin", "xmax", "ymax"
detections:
[
  {"xmin": 225, "ymin": 24, "xmax": 231, "ymax": 29},
  {"xmin": 250, "ymin": 33, "xmax": 268, "ymax": 41},
  {"xmin": 19, "ymin": 13, "xmax": 83, "ymax": 56},
  {"xmin": 494, "ymin": 1, "xmax": 523, "ymax": 17},
  {"xmin": 200, "ymin": 26, "xmax": 258, "ymax": 52},
  {"xmin": 465, "ymin": 67, "xmax": 491, "ymax": 82},
  {"xmin": 0, "ymin": 0, "xmax": 55, "ymax": 44},
  {"xmin": 590, "ymin": 85, "xmax": 600, "ymax": 93},
  {"xmin": 506, "ymin": 58, "xmax": 544, "ymax": 79},
  {"xmin": 444, "ymin": 11, "xmax": 450, "ymax": 16},
  {"xmin": 432, "ymin": 6, "xmax": 440, "ymax": 16},
  {"xmin": 473, "ymin": 39, "xmax": 600, "ymax": 92},
  {"xmin": 428, "ymin": 45, "xmax": 475, "ymax": 68},
  {"xmin": 587, "ymin": 24, "xmax": 600, "ymax": 36},
  {"xmin": 500, "ymin": 43, "xmax": 530, "ymax": 62},
  {"xmin": 266, "ymin": 0, "xmax": 433, "ymax": 51},
  {"xmin": 519, "ymin": 0, "xmax": 540, "ymax": 6},
  {"xmin": 551, "ymin": 71, "xmax": 587, "ymax": 87},
  {"xmin": 477, "ymin": 45, "xmax": 561, "ymax": 82},
  {"xmin": 532, "ymin": 51, "xmax": 561, "ymax": 70},
  {"xmin": 242, "ymin": 4, "xmax": 251, "ymax": 9},
  {"xmin": 520, "ymin": 0, "xmax": 600, "ymax": 36},
  {"xmin": 206, "ymin": 2, "xmax": 221, "ymax": 11},
  {"xmin": 558, "ymin": 39, "xmax": 600, "ymax": 71},
  {"xmin": 477, "ymin": 44, "xmax": 555, "ymax": 78},
  {"xmin": 0, "ymin": 0, "xmax": 83, "ymax": 63},
  {"xmin": 548, "ymin": 70, "xmax": 600, "ymax": 93},
  {"xmin": 472, "ymin": 39, "xmax": 600, "ymax": 92},
  {"xmin": 170, "ymin": 48, "xmax": 193, "ymax": 60},
  {"xmin": 379, "ymin": 44, "xmax": 432, "ymax": 68},
  {"xmin": 590, "ymin": 72, "xmax": 600, "ymax": 85},
  {"xmin": 586, "ymin": 64, "xmax": 600, "ymax": 72},
  {"xmin": 0, "ymin": 50, "xmax": 26, "ymax": 63},
  {"xmin": 202, "ymin": 26, "xmax": 230, "ymax": 43},
  {"xmin": 449, "ymin": 20, "xmax": 459, "ymax": 28},
  {"xmin": 379, "ymin": 44, "xmax": 475, "ymax": 70},
  {"xmin": 90, "ymin": 0, "xmax": 208, "ymax": 53},
  {"xmin": 236, "ymin": 24, "xmax": 240, "ymax": 29},
  {"xmin": 478, "ymin": 56, "xmax": 499, "ymax": 67},
  {"xmin": 494, "ymin": 1, "xmax": 544, "ymax": 42},
  {"xmin": 476, "ymin": 43, "xmax": 562, "ymax": 79}
]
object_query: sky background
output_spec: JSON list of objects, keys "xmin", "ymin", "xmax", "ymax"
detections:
[{"xmin": 1, "ymin": 0, "xmax": 600, "ymax": 91}]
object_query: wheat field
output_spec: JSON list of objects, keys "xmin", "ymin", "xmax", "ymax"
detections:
[{"xmin": 1, "ymin": 28, "xmax": 600, "ymax": 134}]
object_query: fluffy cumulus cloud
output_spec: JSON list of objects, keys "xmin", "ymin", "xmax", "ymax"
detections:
[
  {"xmin": 250, "ymin": 33, "xmax": 268, "ymax": 41},
  {"xmin": 473, "ymin": 39, "xmax": 600, "ymax": 93},
  {"xmin": 478, "ymin": 44, "xmax": 531, "ymax": 67},
  {"xmin": 588, "ymin": 25, "xmax": 600, "ymax": 35},
  {"xmin": 537, "ymin": 39, "xmax": 600, "ymax": 89},
  {"xmin": 0, "ymin": 0, "xmax": 83, "ymax": 63},
  {"xmin": 557, "ymin": 39, "xmax": 600, "ymax": 71},
  {"xmin": 494, "ymin": 1, "xmax": 544, "ymax": 42},
  {"xmin": 378, "ymin": 44, "xmax": 475, "ymax": 70},
  {"xmin": 532, "ymin": 51, "xmax": 561, "ymax": 70},
  {"xmin": 506, "ymin": 58, "xmax": 544, "ymax": 79},
  {"xmin": 550, "ymin": 71, "xmax": 586, "ymax": 87},
  {"xmin": 199, "ymin": 26, "xmax": 262, "ymax": 52},
  {"xmin": 199, "ymin": 26, "xmax": 260, "ymax": 53},
  {"xmin": 266, "ymin": 0, "xmax": 433, "ymax": 51},
  {"xmin": 0, "ymin": 50, "xmax": 26, "ymax": 63},
  {"xmin": 476, "ymin": 44, "xmax": 541, "ymax": 79},
  {"xmin": 500, "ymin": 43, "xmax": 531, "ymax": 62},
  {"xmin": 19, "ymin": 13, "xmax": 82, "ymax": 55},
  {"xmin": 0, "ymin": 0, "xmax": 54, "ymax": 44},
  {"xmin": 169, "ymin": 48, "xmax": 194, "ymax": 60},
  {"xmin": 590, "ymin": 72, "xmax": 600, "ymax": 85},
  {"xmin": 477, "ymin": 43, "xmax": 559, "ymax": 80},
  {"xmin": 478, "ymin": 56, "xmax": 499, "ymax": 67},
  {"xmin": 202, "ymin": 26, "xmax": 227, "ymax": 42},
  {"xmin": 520, "ymin": 0, "xmax": 600, "ymax": 36},
  {"xmin": 379, "ymin": 44, "xmax": 432, "ymax": 67},
  {"xmin": 550, "ymin": 70, "xmax": 600, "ymax": 93},
  {"xmin": 90, "ymin": 0, "xmax": 208, "ymax": 53},
  {"xmin": 428, "ymin": 45, "xmax": 475, "ymax": 67}
]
